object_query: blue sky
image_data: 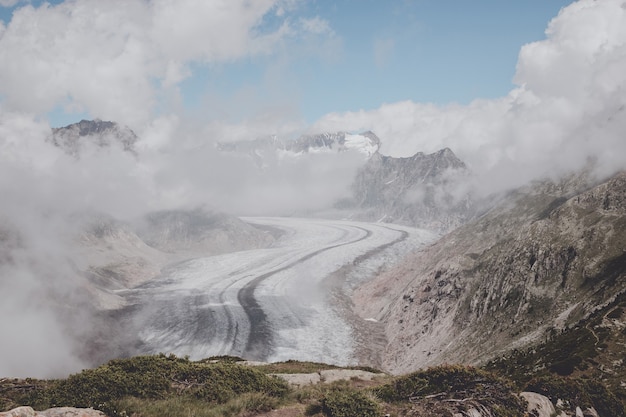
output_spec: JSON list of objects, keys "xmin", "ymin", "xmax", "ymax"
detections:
[
  {"xmin": 274, "ymin": 0, "xmax": 574, "ymax": 120},
  {"xmin": 0, "ymin": 0, "xmax": 574, "ymax": 127},
  {"xmin": 179, "ymin": 0, "xmax": 574, "ymax": 123}
]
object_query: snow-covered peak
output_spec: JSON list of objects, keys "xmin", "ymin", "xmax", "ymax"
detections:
[
  {"xmin": 216, "ymin": 131, "xmax": 381, "ymax": 163},
  {"xmin": 343, "ymin": 133, "xmax": 379, "ymax": 158},
  {"xmin": 285, "ymin": 131, "xmax": 380, "ymax": 158}
]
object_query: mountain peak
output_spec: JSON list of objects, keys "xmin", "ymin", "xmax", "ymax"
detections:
[
  {"xmin": 349, "ymin": 146, "xmax": 473, "ymax": 231},
  {"xmin": 50, "ymin": 119, "xmax": 138, "ymax": 156},
  {"xmin": 431, "ymin": 147, "xmax": 466, "ymax": 169}
]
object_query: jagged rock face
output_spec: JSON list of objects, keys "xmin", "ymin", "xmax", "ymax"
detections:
[
  {"xmin": 354, "ymin": 170, "xmax": 626, "ymax": 374},
  {"xmin": 345, "ymin": 148, "xmax": 473, "ymax": 232},
  {"xmin": 49, "ymin": 119, "xmax": 137, "ymax": 156}
]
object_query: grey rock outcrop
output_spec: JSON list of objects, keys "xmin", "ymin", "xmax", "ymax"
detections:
[
  {"xmin": 520, "ymin": 392, "xmax": 561, "ymax": 417},
  {"xmin": 344, "ymin": 147, "xmax": 474, "ymax": 232},
  {"xmin": 0, "ymin": 407, "xmax": 106, "ymax": 417}
]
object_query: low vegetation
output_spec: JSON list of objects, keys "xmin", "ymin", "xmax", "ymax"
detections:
[
  {"xmin": 524, "ymin": 376, "xmax": 623, "ymax": 417},
  {"xmin": 2, "ymin": 350, "xmax": 624, "ymax": 416},
  {"xmin": 1, "ymin": 354, "xmax": 289, "ymax": 416},
  {"xmin": 374, "ymin": 365, "xmax": 526, "ymax": 417},
  {"xmin": 486, "ymin": 294, "xmax": 626, "ymax": 415},
  {"xmin": 253, "ymin": 360, "xmax": 380, "ymax": 375}
]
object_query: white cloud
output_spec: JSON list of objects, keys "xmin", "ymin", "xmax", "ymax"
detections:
[
  {"xmin": 149, "ymin": 0, "xmax": 280, "ymax": 62},
  {"xmin": 312, "ymin": 0, "xmax": 626, "ymax": 195},
  {"xmin": 0, "ymin": 0, "xmax": 308, "ymax": 128}
]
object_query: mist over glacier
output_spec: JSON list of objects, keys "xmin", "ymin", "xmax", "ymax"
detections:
[{"xmin": 0, "ymin": 0, "xmax": 625, "ymax": 377}]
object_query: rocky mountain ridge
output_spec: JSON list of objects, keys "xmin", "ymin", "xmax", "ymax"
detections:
[
  {"xmin": 46, "ymin": 120, "xmax": 478, "ymax": 233},
  {"xmin": 217, "ymin": 128, "xmax": 475, "ymax": 232},
  {"xmin": 342, "ymin": 147, "xmax": 474, "ymax": 232}
]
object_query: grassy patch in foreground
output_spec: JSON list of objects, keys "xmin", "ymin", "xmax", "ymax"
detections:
[
  {"xmin": 3, "ymin": 357, "xmax": 622, "ymax": 417},
  {"xmin": 374, "ymin": 365, "xmax": 526, "ymax": 417},
  {"xmin": 113, "ymin": 392, "xmax": 281, "ymax": 417},
  {"xmin": 1, "ymin": 354, "xmax": 289, "ymax": 416},
  {"xmin": 253, "ymin": 360, "xmax": 382, "ymax": 375}
]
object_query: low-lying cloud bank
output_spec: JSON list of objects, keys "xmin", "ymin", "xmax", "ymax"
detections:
[{"xmin": 312, "ymin": 0, "xmax": 626, "ymax": 195}]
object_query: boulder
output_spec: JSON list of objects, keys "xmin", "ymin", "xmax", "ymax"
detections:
[
  {"xmin": 0, "ymin": 407, "xmax": 36, "ymax": 417},
  {"xmin": 40, "ymin": 408, "xmax": 108, "ymax": 417},
  {"xmin": 520, "ymin": 392, "xmax": 561, "ymax": 417},
  {"xmin": 0, "ymin": 408, "xmax": 107, "ymax": 417}
]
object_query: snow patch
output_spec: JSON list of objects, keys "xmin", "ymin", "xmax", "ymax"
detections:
[{"xmin": 343, "ymin": 134, "xmax": 379, "ymax": 157}]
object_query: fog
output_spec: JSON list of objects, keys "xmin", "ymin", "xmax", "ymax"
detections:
[
  {"xmin": 1, "ymin": 0, "xmax": 626, "ymax": 377},
  {"xmin": 0, "ymin": 112, "xmax": 363, "ymax": 377}
]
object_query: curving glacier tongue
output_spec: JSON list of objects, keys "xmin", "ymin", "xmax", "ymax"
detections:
[{"xmin": 118, "ymin": 217, "xmax": 435, "ymax": 365}]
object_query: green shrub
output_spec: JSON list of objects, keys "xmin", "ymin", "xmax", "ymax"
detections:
[
  {"xmin": 6, "ymin": 354, "xmax": 289, "ymax": 414},
  {"xmin": 525, "ymin": 376, "xmax": 625, "ymax": 416},
  {"xmin": 375, "ymin": 365, "xmax": 501, "ymax": 402},
  {"xmin": 111, "ymin": 393, "xmax": 280, "ymax": 417},
  {"xmin": 375, "ymin": 365, "xmax": 525, "ymax": 416},
  {"xmin": 319, "ymin": 389, "xmax": 380, "ymax": 417}
]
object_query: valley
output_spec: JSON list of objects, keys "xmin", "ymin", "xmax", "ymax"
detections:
[{"xmin": 2, "ymin": 0, "xmax": 626, "ymax": 414}]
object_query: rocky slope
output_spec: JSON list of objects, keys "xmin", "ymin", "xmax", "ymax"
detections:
[
  {"xmin": 73, "ymin": 209, "xmax": 276, "ymax": 307},
  {"xmin": 71, "ymin": 214, "xmax": 169, "ymax": 310},
  {"xmin": 135, "ymin": 209, "xmax": 274, "ymax": 255},
  {"xmin": 353, "ymin": 169, "xmax": 626, "ymax": 374}
]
